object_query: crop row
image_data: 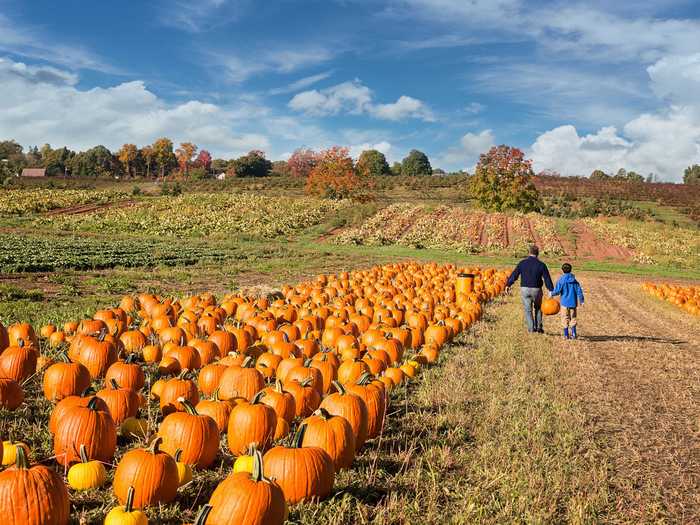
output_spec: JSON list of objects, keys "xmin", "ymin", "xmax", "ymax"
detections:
[
  {"xmin": 35, "ymin": 193, "xmax": 351, "ymax": 238},
  {"xmin": 0, "ymin": 189, "xmax": 129, "ymax": 216},
  {"xmin": 0, "ymin": 234, "xmax": 239, "ymax": 272},
  {"xmin": 642, "ymin": 282, "xmax": 700, "ymax": 316}
]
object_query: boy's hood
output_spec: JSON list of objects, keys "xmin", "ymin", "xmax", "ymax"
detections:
[{"xmin": 560, "ymin": 273, "xmax": 577, "ymax": 284}]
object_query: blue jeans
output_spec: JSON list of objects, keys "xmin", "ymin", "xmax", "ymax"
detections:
[{"xmin": 520, "ymin": 287, "xmax": 543, "ymax": 332}]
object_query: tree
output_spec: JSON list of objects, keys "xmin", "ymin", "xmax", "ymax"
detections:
[
  {"xmin": 68, "ymin": 146, "xmax": 116, "ymax": 177},
  {"xmin": 305, "ymin": 146, "xmax": 373, "ymax": 200},
  {"xmin": 152, "ymin": 138, "xmax": 177, "ymax": 179},
  {"xmin": 390, "ymin": 162, "xmax": 402, "ymax": 176},
  {"xmin": 287, "ymin": 148, "xmax": 318, "ymax": 178},
  {"xmin": 626, "ymin": 171, "xmax": 644, "ymax": 183},
  {"xmin": 590, "ymin": 169, "xmax": 609, "ymax": 180},
  {"xmin": 140, "ymin": 145, "xmax": 155, "ymax": 178},
  {"xmin": 117, "ymin": 144, "xmax": 138, "ymax": 177},
  {"xmin": 683, "ymin": 165, "xmax": 700, "ymax": 185},
  {"xmin": 194, "ymin": 150, "xmax": 212, "ymax": 172},
  {"xmin": 175, "ymin": 142, "xmax": 197, "ymax": 175},
  {"xmin": 470, "ymin": 145, "xmax": 541, "ymax": 212},
  {"xmin": 42, "ymin": 147, "xmax": 75, "ymax": 176},
  {"xmin": 401, "ymin": 149, "xmax": 432, "ymax": 176},
  {"xmin": 270, "ymin": 160, "xmax": 291, "ymax": 177},
  {"xmin": 232, "ymin": 150, "xmax": 272, "ymax": 177},
  {"xmin": 356, "ymin": 149, "xmax": 390, "ymax": 178},
  {"xmin": 211, "ymin": 158, "xmax": 230, "ymax": 174},
  {"xmin": 0, "ymin": 140, "xmax": 25, "ymax": 176}
]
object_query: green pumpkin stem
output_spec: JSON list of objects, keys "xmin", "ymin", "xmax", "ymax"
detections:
[
  {"xmin": 79, "ymin": 444, "xmax": 89, "ymax": 464},
  {"xmin": 174, "ymin": 449, "xmax": 183, "ymax": 462},
  {"xmin": 356, "ymin": 372, "xmax": 373, "ymax": 385},
  {"xmin": 251, "ymin": 450, "xmax": 264, "ymax": 482},
  {"xmin": 57, "ymin": 352, "xmax": 70, "ymax": 363},
  {"xmin": 250, "ymin": 390, "xmax": 266, "ymax": 404},
  {"xmin": 314, "ymin": 407, "xmax": 332, "ymax": 420},
  {"xmin": 299, "ymin": 377, "xmax": 313, "ymax": 388},
  {"xmin": 332, "ymin": 380, "xmax": 346, "ymax": 395},
  {"xmin": 292, "ymin": 423, "xmax": 307, "ymax": 448},
  {"xmin": 274, "ymin": 379, "xmax": 284, "ymax": 393},
  {"xmin": 148, "ymin": 436, "xmax": 163, "ymax": 454},
  {"xmin": 242, "ymin": 355, "xmax": 255, "ymax": 368},
  {"xmin": 87, "ymin": 396, "xmax": 101, "ymax": 411},
  {"xmin": 124, "ymin": 353, "xmax": 137, "ymax": 364},
  {"xmin": 14, "ymin": 445, "xmax": 28, "ymax": 470},
  {"xmin": 212, "ymin": 387, "xmax": 221, "ymax": 402},
  {"xmin": 124, "ymin": 486, "xmax": 136, "ymax": 514},
  {"xmin": 178, "ymin": 397, "xmax": 198, "ymax": 415},
  {"xmin": 193, "ymin": 505, "xmax": 213, "ymax": 525},
  {"xmin": 109, "ymin": 378, "xmax": 120, "ymax": 390}
]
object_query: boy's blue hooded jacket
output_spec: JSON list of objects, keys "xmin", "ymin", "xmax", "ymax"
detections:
[{"xmin": 551, "ymin": 273, "xmax": 585, "ymax": 308}]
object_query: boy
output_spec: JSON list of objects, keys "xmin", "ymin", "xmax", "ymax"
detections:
[{"xmin": 550, "ymin": 263, "xmax": 585, "ymax": 339}]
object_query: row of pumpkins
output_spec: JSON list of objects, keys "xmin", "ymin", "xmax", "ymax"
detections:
[
  {"xmin": 0, "ymin": 262, "xmax": 507, "ymax": 524},
  {"xmin": 642, "ymin": 282, "xmax": 700, "ymax": 316}
]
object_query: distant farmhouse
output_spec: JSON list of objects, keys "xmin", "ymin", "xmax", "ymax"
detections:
[{"xmin": 21, "ymin": 168, "xmax": 46, "ymax": 178}]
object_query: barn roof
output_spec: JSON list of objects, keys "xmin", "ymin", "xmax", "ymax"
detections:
[{"xmin": 21, "ymin": 168, "xmax": 46, "ymax": 177}]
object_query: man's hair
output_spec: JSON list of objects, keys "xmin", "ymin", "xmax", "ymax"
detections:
[
  {"xmin": 528, "ymin": 244, "xmax": 539, "ymax": 256},
  {"xmin": 562, "ymin": 263, "xmax": 572, "ymax": 273}
]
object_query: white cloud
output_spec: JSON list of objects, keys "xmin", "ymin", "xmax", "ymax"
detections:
[
  {"xmin": 439, "ymin": 129, "xmax": 494, "ymax": 170},
  {"xmin": 348, "ymin": 141, "xmax": 393, "ymax": 160},
  {"xmin": 215, "ymin": 47, "xmax": 334, "ymax": 83},
  {"xmin": 268, "ymin": 71, "xmax": 334, "ymax": 95},
  {"xmin": 289, "ymin": 80, "xmax": 434, "ymax": 122},
  {"xmin": 0, "ymin": 14, "xmax": 115, "ymax": 73},
  {"xmin": 465, "ymin": 102, "xmax": 485, "ymax": 114},
  {"xmin": 0, "ymin": 57, "xmax": 269, "ymax": 159},
  {"xmin": 158, "ymin": 0, "xmax": 250, "ymax": 33}
]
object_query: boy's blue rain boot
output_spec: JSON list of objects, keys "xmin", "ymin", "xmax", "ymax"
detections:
[
  {"xmin": 570, "ymin": 326, "xmax": 577, "ymax": 339},
  {"xmin": 563, "ymin": 327, "xmax": 569, "ymax": 339}
]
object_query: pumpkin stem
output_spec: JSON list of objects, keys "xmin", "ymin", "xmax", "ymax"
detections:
[
  {"xmin": 314, "ymin": 407, "xmax": 332, "ymax": 420},
  {"xmin": 80, "ymin": 386, "xmax": 95, "ymax": 397},
  {"xmin": 79, "ymin": 444, "xmax": 89, "ymax": 464},
  {"xmin": 193, "ymin": 505, "xmax": 213, "ymax": 525},
  {"xmin": 274, "ymin": 379, "xmax": 284, "ymax": 393},
  {"xmin": 251, "ymin": 390, "xmax": 266, "ymax": 405},
  {"xmin": 177, "ymin": 397, "xmax": 198, "ymax": 415},
  {"xmin": 356, "ymin": 372, "xmax": 373, "ymax": 385},
  {"xmin": 332, "ymin": 380, "xmax": 347, "ymax": 395},
  {"xmin": 148, "ymin": 436, "xmax": 163, "ymax": 454},
  {"xmin": 292, "ymin": 423, "xmax": 307, "ymax": 448},
  {"xmin": 242, "ymin": 356, "xmax": 255, "ymax": 368},
  {"xmin": 14, "ymin": 445, "xmax": 28, "ymax": 469},
  {"xmin": 87, "ymin": 396, "xmax": 102, "ymax": 411},
  {"xmin": 303, "ymin": 358, "xmax": 313, "ymax": 367},
  {"xmin": 57, "ymin": 351, "xmax": 70, "ymax": 363},
  {"xmin": 174, "ymin": 449, "xmax": 183, "ymax": 462},
  {"xmin": 124, "ymin": 353, "xmax": 137, "ymax": 364},
  {"xmin": 109, "ymin": 378, "xmax": 120, "ymax": 390},
  {"xmin": 18, "ymin": 339, "xmax": 25, "ymax": 348},
  {"xmin": 212, "ymin": 387, "xmax": 221, "ymax": 402},
  {"xmin": 124, "ymin": 486, "xmax": 136, "ymax": 514},
  {"xmin": 251, "ymin": 450, "xmax": 265, "ymax": 482},
  {"xmin": 299, "ymin": 377, "xmax": 313, "ymax": 387},
  {"xmin": 177, "ymin": 369, "xmax": 189, "ymax": 380},
  {"xmin": 246, "ymin": 442, "xmax": 259, "ymax": 456}
]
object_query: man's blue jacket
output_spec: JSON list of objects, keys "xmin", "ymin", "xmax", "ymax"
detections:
[{"xmin": 506, "ymin": 256, "xmax": 554, "ymax": 291}]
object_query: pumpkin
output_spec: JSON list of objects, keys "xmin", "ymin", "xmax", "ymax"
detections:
[
  {"xmin": 105, "ymin": 486, "xmax": 149, "ymax": 525},
  {"xmin": 42, "ymin": 354, "xmax": 91, "ymax": 401},
  {"xmin": 0, "ymin": 341, "xmax": 38, "ymax": 383},
  {"xmin": 77, "ymin": 336, "xmax": 118, "ymax": 379},
  {"xmin": 48, "ymin": 392, "xmax": 107, "ymax": 434},
  {"xmin": 7, "ymin": 322, "xmax": 38, "ymax": 348},
  {"xmin": 1, "ymin": 441, "xmax": 30, "ymax": 466},
  {"xmin": 259, "ymin": 379, "xmax": 296, "ymax": 424},
  {"xmin": 232, "ymin": 443, "xmax": 257, "ymax": 474},
  {"xmin": 164, "ymin": 344, "xmax": 202, "ymax": 370},
  {"xmin": 263, "ymin": 424, "xmax": 335, "ymax": 504},
  {"xmin": 346, "ymin": 374, "xmax": 386, "ymax": 440},
  {"xmin": 0, "ymin": 446, "xmax": 70, "ymax": 525},
  {"xmin": 319, "ymin": 380, "xmax": 369, "ymax": 449},
  {"xmin": 113, "ymin": 437, "xmax": 179, "ymax": 508},
  {"xmin": 274, "ymin": 417, "xmax": 290, "ymax": 440},
  {"xmin": 120, "ymin": 417, "xmax": 149, "ymax": 439},
  {"xmin": 105, "ymin": 354, "xmax": 146, "ymax": 392},
  {"xmin": 173, "ymin": 449, "xmax": 193, "ymax": 487},
  {"xmin": 158, "ymin": 398, "xmax": 219, "ymax": 468},
  {"xmin": 159, "ymin": 371, "xmax": 200, "ymax": 415},
  {"xmin": 0, "ymin": 321, "xmax": 8, "ymax": 353},
  {"xmin": 309, "ymin": 353, "xmax": 338, "ymax": 394},
  {"xmin": 227, "ymin": 391, "xmax": 277, "ymax": 456},
  {"xmin": 0, "ymin": 377, "xmax": 24, "ymax": 410},
  {"xmin": 206, "ymin": 450, "xmax": 288, "ymax": 525},
  {"xmin": 142, "ymin": 344, "xmax": 162, "ymax": 364},
  {"xmin": 97, "ymin": 379, "xmax": 140, "ymax": 425},
  {"xmin": 284, "ymin": 359, "xmax": 324, "ymax": 396},
  {"xmin": 197, "ymin": 363, "xmax": 228, "ymax": 397},
  {"xmin": 190, "ymin": 339, "xmax": 220, "ymax": 366},
  {"xmin": 53, "ymin": 396, "xmax": 117, "ymax": 466},
  {"xmin": 541, "ymin": 298, "xmax": 561, "ymax": 316},
  {"xmin": 301, "ymin": 408, "xmax": 356, "ymax": 470},
  {"xmin": 337, "ymin": 358, "xmax": 369, "ymax": 386},
  {"xmin": 218, "ymin": 356, "xmax": 265, "ymax": 401},
  {"xmin": 67, "ymin": 443, "xmax": 107, "ymax": 490},
  {"xmin": 195, "ymin": 389, "xmax": 233, "ymax": 433}
]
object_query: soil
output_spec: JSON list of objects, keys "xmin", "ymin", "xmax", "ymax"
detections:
[
  {"xmin": 43, "ymin": 199, "xmax": 136, "ymax": 216},
  {"xmin": 567, "ymin": 220, "xmax": 634, "ymax": 260},
  {"xmin": 554, "ymin": 275, "xmax": 700, "ymax": 523}
]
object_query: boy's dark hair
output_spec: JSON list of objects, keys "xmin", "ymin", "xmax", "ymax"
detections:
[
  {"xmin": 528, "ymin": 244, "xmax": 539, "ymax": 256},
  {"xmin": 562, "ymin": 263, "xmax": 572, "ymax": 273}
]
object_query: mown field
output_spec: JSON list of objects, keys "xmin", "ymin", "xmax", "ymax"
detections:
[{"xmin": 0, "ymin": 181, "xmax": 699, "ymax": 524}]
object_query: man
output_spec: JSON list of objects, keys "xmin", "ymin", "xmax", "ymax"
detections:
[{"xmin": 505, "ymin": 245, "xmax": 554, "ymax": 333}]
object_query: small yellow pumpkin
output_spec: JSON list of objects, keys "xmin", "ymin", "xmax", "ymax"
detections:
[
  {"xmin": 174, "ymin": 449, "xmax": 193, "ymax": 487},
  {"xmin": 1, "ymin": 440, "xmax": 29, "ymax": 466},
  {"xmin": 104, "ymin": 485, "xmax": 149, "ymax": 525},
  {"xmin": 68, "ymin": 444, "xmax": 107, "ymax": 490}
]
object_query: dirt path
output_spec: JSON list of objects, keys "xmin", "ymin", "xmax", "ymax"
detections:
[
  {"xmin": 555, "ymin": 275, "xmax": 700, "ymax": 523},
  {"xmin": 43, "ymin": 199, "xmax": 136, "ymax": 216}
]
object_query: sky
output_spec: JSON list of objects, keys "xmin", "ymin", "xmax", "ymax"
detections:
[{"xmin": 1, "ymin": 0, "xmax": 700, "ymax": 181}]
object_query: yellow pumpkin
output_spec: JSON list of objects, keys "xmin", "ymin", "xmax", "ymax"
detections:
[
  {"xmin": 104, "ymin": 486, "xmax": 149, "ymax": 525},
  {"xmin": 68, "ymin": 444, "xmax": 107, "ymax": 490}
]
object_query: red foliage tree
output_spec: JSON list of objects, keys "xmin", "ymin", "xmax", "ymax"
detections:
[
  {"xmin": 305, "ymin": 146, "xmax": 373, "ymax": 200},
  {"xmin": 194, "ymin": 150, "xmax": 212, "ymax": 170},
  {"xmin": 287, "ymin": 148, "xmax": 319, "ymax": 178}
]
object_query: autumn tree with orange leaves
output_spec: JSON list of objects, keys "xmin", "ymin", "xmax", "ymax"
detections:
[{"xmin": 305, "ymin": 146, "xmax": 374, "ymax": 201}]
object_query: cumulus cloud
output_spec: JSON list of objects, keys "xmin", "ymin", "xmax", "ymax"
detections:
[
  {"xmin": 439, "ymin": 129, "xmax": 495, "ymax": 170},
  {"xmin": 0, "ymin": 57, "xmax": 268, "ymax": 158},
  {"xmin": 289, "ymin": 80, "xmax": 434, "ymax": 121},
  {"xmin": 268, "ymin": 71, "xmax": 334, "ymax": 95}
]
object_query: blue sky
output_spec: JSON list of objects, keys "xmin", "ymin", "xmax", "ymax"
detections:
[{"xmin": 1, "ymin": 0, "xmax": 700, "ymax": 181}]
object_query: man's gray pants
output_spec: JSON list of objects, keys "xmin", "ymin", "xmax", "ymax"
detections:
[{"xmin": 520, "ymin": 287, "xmax": 543, "ymax": 333}]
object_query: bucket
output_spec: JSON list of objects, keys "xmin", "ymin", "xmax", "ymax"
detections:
[{"xmin": 455, "ymin": 273, "xmax": 475, "ymax": 296}]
